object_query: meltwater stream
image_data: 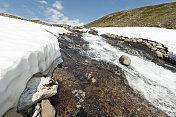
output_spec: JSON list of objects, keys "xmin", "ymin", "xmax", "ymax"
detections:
[{"xmin": 82, "ymin": 33, "xmax": 176, "ymax": 117}]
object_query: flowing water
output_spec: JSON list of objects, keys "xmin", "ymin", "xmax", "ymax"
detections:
[{"xmin": 81, "ymin": 33, "xmax": 176, "ymax": 117}]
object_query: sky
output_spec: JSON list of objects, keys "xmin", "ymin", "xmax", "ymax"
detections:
[{"xmin": 0, "ymin": 0, "xmax": 176, "ymax": 26}]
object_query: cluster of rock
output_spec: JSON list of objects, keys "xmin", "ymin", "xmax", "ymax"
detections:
[
  {"xmin": 32, "ymin": 99, "xmax": 56, "ymax": 117},
  {"xmin": 4, "ymin": 76, "xmax": 58, "ymax": 117},
  {"xmin": 100, "ymin": 33, "xmax": 169, "ymax": 59},
  {"xmin": 88, "ymin": 29, "xmax": 98, "ymax": 35},
  {"xmin": 17, "ymin": 76, "xmax": 58, "ymax": 111}
]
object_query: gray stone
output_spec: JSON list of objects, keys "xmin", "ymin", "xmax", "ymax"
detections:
[
  {"xmin": 146, "ymin": 43, "xmax": 153, "ymax": 48},
  {"xmin": 160, "ymin": 49, "xmax": 167, "ymax": 54},
  {"xmin": 137, "ymin": 39, "xmax": 143, "ymax": 43},
  {"xmin": 163, "ymin": 54, "xmax": 169, "ymax": 58},
  {"xmin": 155, "ymin": 51, "xmax": 163, "ymax": 58},
  {"xmin": 88, "ymin": 29, "xmax": 98, "ymax": 35},
  {"xmin": 3, "ymin": 108, "xmax": 23, "ymax": 117},
  {"xmin": 156, "ymin": 45, "xmax": 165, "ymax": 49},
  {"xmin": 41, "ymin": 99, "xmax": 56, "ymax": 117},
  {"xmin": 119, "ymin": 55, "xmax": 131, "ymax": 66},
  {"xmin": 119, "ymin": 41, "xmax": 124, "ymax": 44},
  {"xmin": 156, "ymin": 43, "xmax": 163, "ymax": 47},
  {"xmin": 151, "ymin": 47, "xmax": 157, "ymax": 51},
  {"xmin": 131, "ymin": 39, "xmax": 137, "ymax": 42},
  {"xmin": 18, "ymin": 77, "xmax": 58, "ymax": 111},
  {"xmin": 106, "ymin": 33, "xmax": 117, "ymax": 39},
  {"xmin": 149, "ymin": 42, "xmax": 156, "ymax": 46}
]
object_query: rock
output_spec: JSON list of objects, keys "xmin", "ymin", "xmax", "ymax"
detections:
[
  {"xmin": 137, "ymin": 39, "xmax": 143, "ymax": 43},
  {"xmin": 41, "ymin": 99, "xmax": 56, "ymax": 117},
  {"xmin": 156, "ymin": 43, "xmax": 163, "ymax": 47},
  {"xmin": 106, "ymin": 33, "xmax": 117, "ymax": 39},
  {"xmin": 132, "ymin": 39, "xmax": 137, "ymax": 43},
  {"xmin": 149, "ymin": 42, "xmax": 156, "ymax": 46},
  {"xmin": 163, "ymin": 54, "xmax": 169, "ymax": 58},
  {"xmin": 156, "ymin": 45, "xmax": 165, "ymax": 49},
  {"xmin": 151, "ymin": 47, "xmax": 157, "ymax": 51},
  {"xmin": 3, "ymin": 108, "xmax": 23, "ymax": 117},
  {"xmin": 119, "ymin": 41, "xmax": 124, "ymax": 44},
  {"xmin": 119, "ymin": 55, "xmax": 131, "ymax": 66},
  {"xmin": 18, "ymin": 77, "xmax": 58, "ymax": 111},
  {"xmin": 159, "ymin": 49, "xmax": 167, "ymax": 54},
  {"xmin": 88, "ymin": 29, "xmax": 98, "ymax": 35},
  {"xmin": 155, "ymin": 51, "xmax": 163, "ymax": 58},
  {"xmin": 145, "ymin": 43, "xmax": 153, "ymax": 48},
  {"xmin": 32, "ymin": 103, "xmax": 41, "ymax": 117}
]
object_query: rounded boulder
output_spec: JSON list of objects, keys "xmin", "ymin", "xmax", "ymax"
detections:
[{"xmin": 119, "ymin": 55, "xmax": 131, "ymax": 66}]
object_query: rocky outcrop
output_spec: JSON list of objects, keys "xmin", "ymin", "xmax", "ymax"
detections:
[
  {"xmin": 88, "ymin": 29, "xmax": 98, "ymax": 35},
  {"xmin": 41, "ymin": 99, "xmax": 56, "ymax": 117},
  {"xmin": 17, "ymin": 77, "xmax": 58, "ymax": 111},
  {"xmin": 119, "ymin": 55, "xmax": 131, "ymax": 66},
  {"xmin": 101, "ymin": 33, "xmax": 169, "ymax": 59}
]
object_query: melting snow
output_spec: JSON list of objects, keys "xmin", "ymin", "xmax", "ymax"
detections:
[
  {"xmin": 0, "ymin": 16, "xmax": 69, "ymax": 116},
  {"xmin": 95, "ymin": 27, "xmax": 176, "ymax": 61}
]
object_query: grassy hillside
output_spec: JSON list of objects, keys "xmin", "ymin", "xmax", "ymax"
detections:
[{"xmin": 85, "ymin": 2, "xmax": 176, "ymax": 29}]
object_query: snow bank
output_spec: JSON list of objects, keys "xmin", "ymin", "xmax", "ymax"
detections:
[
  {"xmin": 0, "ymin": 16, "xmax": 69, "ymax": 116},
  {"xmin": 95, "ymin": 27, "xmax": 176, "ymax": 61}
]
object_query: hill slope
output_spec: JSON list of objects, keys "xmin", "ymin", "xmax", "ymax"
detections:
[{"xmin": 85, "ymin": 2, "xmax": 176, "ymax": 29}]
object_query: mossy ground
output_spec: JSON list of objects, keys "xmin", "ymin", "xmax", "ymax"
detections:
[{"xmin": 85, "ymin": 2, "xmax": 176, "ymax": 29}]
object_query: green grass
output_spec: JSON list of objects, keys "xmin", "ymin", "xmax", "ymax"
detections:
[{"xmin": 85, "ymin": 2, "xmax": 176, "ymax": 29}]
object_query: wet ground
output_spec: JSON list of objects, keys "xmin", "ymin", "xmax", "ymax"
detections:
[{"xmin": 49, "ymin": 31, "xmax": 168, "ymax": 117}]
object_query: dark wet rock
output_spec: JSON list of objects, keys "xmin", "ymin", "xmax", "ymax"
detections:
[
  {"xmin": 88, "ymin": 29, "xmax": 98, "ymax": 35},
  {"xmin": 48, "ymin": 32, "xmax": 167, "ymax": 117},
  {"xmin": 17, "ymin": 77, "xmax": 58, "ymax": 112},
  {"xmin": 119, "ymin": 55, "xmax": 131, "ymax": 66},
  {"xmin": 41, "ymin": 99, "xmax": 56, "ymax": 117}
]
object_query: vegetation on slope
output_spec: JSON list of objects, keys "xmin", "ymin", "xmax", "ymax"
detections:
[{"xmin": 85, "ymin": 2, "xmax": 176, "ymax": 29}]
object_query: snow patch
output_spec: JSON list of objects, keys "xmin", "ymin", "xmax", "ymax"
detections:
[{"xmin": 0, "ymin": 16, "xmax": 69, "ymax": 116}]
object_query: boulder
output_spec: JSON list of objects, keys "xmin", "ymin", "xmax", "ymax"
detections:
[
  {"xmin": 88, "ymin": 29, "xmax": 98, "ymax": 35},
  {"xmin": 41, "ymin": 99, "xmax": 56, "ymax": 117},
  {"xmin": 3, "ymin": 108, "xmax": 23, "ymax": 117},
  {"xmin": 18, "ymin": 77, "xmax": 58, "ymax": 111},
  {"xmin": 119, "ymin": 55, "xmax": 131, "ymax": 66},
  {"xmin": 155, "ymin": 51, "xmax": 163, "ymax": 58}
]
